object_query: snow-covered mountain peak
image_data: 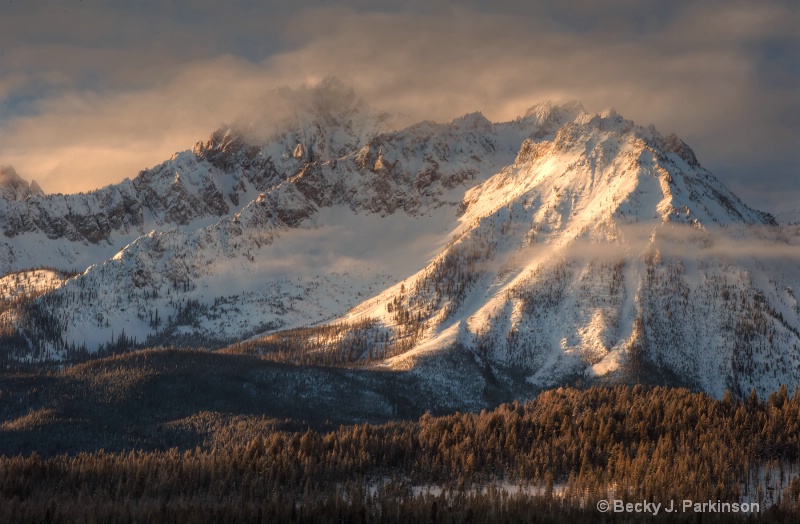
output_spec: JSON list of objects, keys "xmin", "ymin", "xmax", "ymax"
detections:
[
  {"xmin": 0, "ymin": 165, "xmax": 44, "ymax": 201},
  {"xmin": 449, "ymin": 111, "xmax": 493, "ymax": 132},
  {"xmin": 659, "ymin": 132, "xmax": 699, "ymax": 167},
  {"xmin": 522, "ymin": 100, "xmax": 586, "ymax": 128},
  {"xmin": 28, "ymin": 179, "xmax": 44, "ymax": 197},
  {"xmin": 459, "ymin": 108, "xmax": 771, "ymax": 233},
  {"xmin": 776, "ymin": 208, "xmax": 800, "ymax": 226},
  {"xmin": 599, "ymin": 107, "xmax": 618, "ymax": 118}
]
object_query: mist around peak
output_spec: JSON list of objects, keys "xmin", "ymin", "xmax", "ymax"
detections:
[
  {"xmin": 229, "ymin": 76, "xmax": 398, "ymax": 149},
  {"xmin": 0, "ymin": 165, "xmax": 44, "ymax": 200}
]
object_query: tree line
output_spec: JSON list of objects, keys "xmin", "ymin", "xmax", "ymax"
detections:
[{"xmin": 2, "ymin": 385, "xmax": 800, "ymax": 521}]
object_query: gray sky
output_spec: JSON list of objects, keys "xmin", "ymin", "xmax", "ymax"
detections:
[{"xmin": 0, "ymin": 1, "xmax": 797, "ymax": 212}]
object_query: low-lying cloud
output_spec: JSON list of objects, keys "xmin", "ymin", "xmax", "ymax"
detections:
[{"xmin": 533, "ymin": 222, "xmax": 800, "ymax": 268}]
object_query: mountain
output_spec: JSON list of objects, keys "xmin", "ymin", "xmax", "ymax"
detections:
[
  {"xmin": 1, "ymin": 88, "xmax": 798, "ymax": 401},
  {"xmin": 776, "ymin": 208, "xmax": 800, "ymax": 226},
  {"xmin": 0, "ymin": 79, "xmax": 391, "ymax": 273},
  {"xmin": 776, "ymin": 209, "xmax": 800, "ymax": 245},
  {"xmin": 0, "ymin": 90, "xmax": 579, "ymax": 359},
  {"xmin": 0, "ymin": 166, "xmax": 43, "ymax": 202}
]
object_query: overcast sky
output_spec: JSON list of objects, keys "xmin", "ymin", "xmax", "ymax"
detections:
[{"xmin": 0, "ymin": 1, "xmax": 797, "ymax": 212}]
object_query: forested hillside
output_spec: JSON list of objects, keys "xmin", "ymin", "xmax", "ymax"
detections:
[{"xmin": 2, "ymin": 382, "xmax": 799, "ymax": 522}]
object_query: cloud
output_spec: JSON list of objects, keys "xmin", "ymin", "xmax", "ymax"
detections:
[
  {"xmin": 548, "ymin": 222, "xmax": 800, "ymax": 264},
  {"xmin": 0, "ymin": 1, "xmax": 796, "ymax": 209},
  {"xmin": 0, "ymin": 55, "xmax": 286, "ymax": 192}
]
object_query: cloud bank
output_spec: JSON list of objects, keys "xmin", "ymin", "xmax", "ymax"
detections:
[{"xmin": 0, "ymin": 1, "xmax": 796, "ymax": 210}]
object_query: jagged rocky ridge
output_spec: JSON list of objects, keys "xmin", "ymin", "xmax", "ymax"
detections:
[
  {"xmin": 0, "ymin": 81, "xmax": 390, "ymax": 270},
  {"xmin": 1, "ymin": 88, "xmax": 798, "ymax": 401},
  {"xmin": 0, "ymin": 166, "xmax": 43, "ymax": 202}
]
